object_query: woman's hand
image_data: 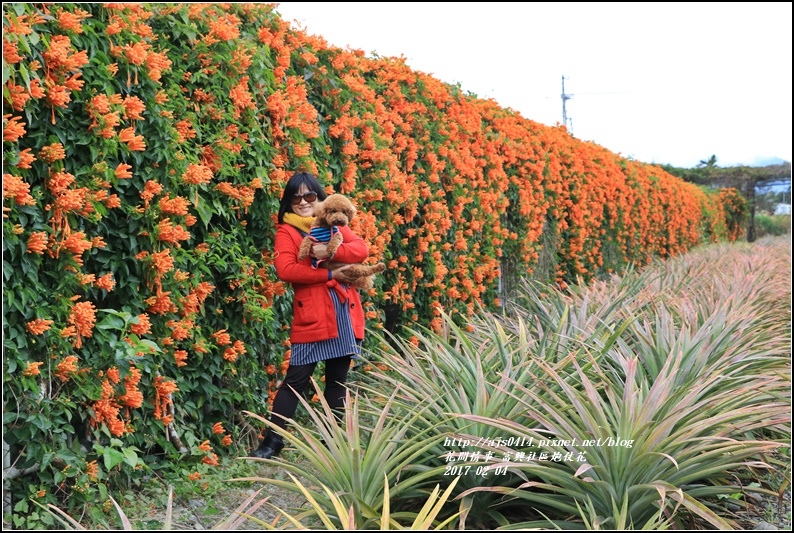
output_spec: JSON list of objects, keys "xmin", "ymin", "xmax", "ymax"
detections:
[
  {"xmin": 311, "ymin": 243, "xmax": 334, "ymax": 260},
  {"xmin": 330, "ymin": 264, "xmax": 358, "ymax": 285}
]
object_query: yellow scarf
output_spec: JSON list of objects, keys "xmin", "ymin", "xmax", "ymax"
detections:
[{"xmin": 283, "ymin": 212, "xmax": 315, "ymax": 234}]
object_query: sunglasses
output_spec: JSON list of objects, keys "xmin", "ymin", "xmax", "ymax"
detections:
[{"xmin": 291, "ymin": 192, "xmax": 318, "ymax": 205}]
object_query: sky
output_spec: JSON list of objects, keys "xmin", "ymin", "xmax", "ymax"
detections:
[{"xmin": 274, "ymin": 2, "xmax": 792, "ymax": 170}]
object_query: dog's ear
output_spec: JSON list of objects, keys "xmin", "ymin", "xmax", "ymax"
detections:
[{"xmin": 346, "ymin": 199, "xmax": 357, "ymax": 220}]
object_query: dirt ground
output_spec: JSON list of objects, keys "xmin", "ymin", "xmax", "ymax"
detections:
[
  {"xmin": 138, "ymin": 472, "xmax": 791, "ymax": 531},
  {"xmin": 128, "ymin": 458, "xmax": 313, "ymax": 530}
]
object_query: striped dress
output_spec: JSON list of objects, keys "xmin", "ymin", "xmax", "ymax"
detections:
[{"xmin": 289, "ymin": 284, "xmax": 362, "ymax": 366}]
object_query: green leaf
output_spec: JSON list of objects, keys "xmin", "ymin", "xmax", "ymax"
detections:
[
  {"xmin": 96, "ymin": 314, "xmax": 125, "ymax": 331},
  {"xmin": 195, "ymin": 199, "xmax": 214, "ymax": 228},
  {"xmin": 103, "ymin": 448, "xmax": 125, "ymax": 470},
  {"xmin": 14, "ymin": 499, "xmax": 29, "ymax": 513},
  {"xmin": 40, "ymin": 452, "xmax": 55, "ymax": 471},
  {"xmin": 123, "ymin": 448, "xmax": 140, "ymax": 468},
  {"xmin": 137, "ymin": 339, "xmax": 162, "ymax": 353}
]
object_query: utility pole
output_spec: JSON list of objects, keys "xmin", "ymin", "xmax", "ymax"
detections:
[{"xmin": 561, "ymin": 75, "xmax": 573, "ymax": 134}]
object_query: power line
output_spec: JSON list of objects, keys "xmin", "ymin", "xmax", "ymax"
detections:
[{"xmin": 561, "ymin": 76, "xmax": 632, "ymax": 134}]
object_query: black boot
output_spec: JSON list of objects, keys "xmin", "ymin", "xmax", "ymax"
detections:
[{"xmin": 250, "ymin": 432, "xmax": 283, "ymax": 459}]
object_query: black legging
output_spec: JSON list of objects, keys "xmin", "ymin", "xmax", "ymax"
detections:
[{"xmin": 269, "ymin": 355, "xmax": 351, "ymax": 429}]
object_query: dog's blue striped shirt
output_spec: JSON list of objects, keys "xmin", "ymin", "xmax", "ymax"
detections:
[{"xmin": 308, "ymin": 226, "xmax": 339, "ymax": 268}]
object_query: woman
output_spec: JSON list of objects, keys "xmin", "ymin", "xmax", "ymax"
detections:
[{"xmin": 251, "ymin": 172, "xmax": 367, "ymax": 459}]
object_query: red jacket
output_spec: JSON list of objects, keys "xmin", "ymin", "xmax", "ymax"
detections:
[{"xmin": 274, "ymin": 223, "xmax": 368, "ymax": 344}]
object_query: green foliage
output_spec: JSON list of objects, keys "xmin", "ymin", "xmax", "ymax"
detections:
[
  {"xmin": 755, "ymin": 214, "xmax": 791, "ymax": 238},
  {"xmin": 234, "ymin": 383, "xmax": 451, "ymax": 529},
  {"xmin": 265, "ymin": 237, "xmax": 789, "ymax": 530},
  {"xmin": 2, "ymin": 3, "xmax": 285, "ymax": 525},
  {"xmin": 719, "ymin": 187, "xmax": 749, "ymax": 241},
  {"xmin": 2, "ymin": 2, "xmax": 748, "ymax": 526},
  {"xmin": 246, "ymin": 474, "xmax": 462, "ymax": 530}
]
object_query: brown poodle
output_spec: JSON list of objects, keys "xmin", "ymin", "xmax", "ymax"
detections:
[{"xmin": 298, "ymin": 193, "xmax": 385, "ymax": 290}]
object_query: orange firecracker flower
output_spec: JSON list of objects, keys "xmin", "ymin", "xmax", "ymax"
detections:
[
  {"xmin": 153, "ymin": 375, "xmax": 179, "ymax": 423},
  {"xmin": 140, "ymin": 180, "xmax": 163, "ymax": 204},
  {"xmin": 131, "ymin": 313, "xmax": 151, "ymax": 336},
  {"xmin": 222, "ymin": 347, "xmax": 238, "ymax": 362},
  {"xmin": 123, "ymin": 41, "xmax": 149, "ymax": 66},
  {"xmin": 46, "ymin": 84, "xmax": 71, "ymax": 109},
  {"xmin": 211, "ymin": 329, "xmax": 231, "ymax": 346},
  {"xmin": 26, "ymin": 232, "xmax": 48, "ymax": 254},
  {"xmin": 147, "ymin": 291, "xmax": 173, "ymax": 315},
  {"xmin": 3, "ymin": 115, "xmax": 26, "ymax": 142},
  {"xmin": 63, "ymin": 73, "xmax": 84, "ymax": 91},
  {"xmin": 3, "ymin": 38, "xmax": 22, "ymax": 64},
  {"xmin": 16, "ymin": 148, "xmax": 36, "ymax": 169},
  {"xmin": 193, "ymin": 342, "xmax": 208, "ymax": 355},
  {"xmin": 62, "ymin": 233, "xmax": 93, "ymax": 256},
  {"xmin": 159, "ymin": 195, "xmax": 190, "ymax": 216},
  {"xmin": 77, "ymin": 273, "xmax": 96, "ymax": 285},
  {"xmin": 181, "ymin": 164, "xmax": 213, "ymax": 185},
  {"xmin": 118, "ymin": 366, "xmax": 143, "ymax": 408},
  {"xmin": 68, "ymin": 300, "xmax": 96, "ymax": 348},
  {"xmin": 150, "ymin": 249, "xmax": 174, "ymax": 276},
  {"xmin": 212, "ymin": 422, "xmax": 225, "ymax": 434},
  {"xmin": 175, "ymin": 120, "xmax": 195, "ymax": 143},
  {"xmin": 3, "ymin": 174, "xmax": 35, "ymax": 206},
  {"xmin": 156, "ymin": 218, "xmax": 190, "ymax": 243},
  {"xmin": 106, "ymin": 366, "xmax": 120, "ymax": 384},
  {"xmin": 6, "ymin": 81, "xmax": 30, "ymax": 111},
  {"xmin": 96, "ymin": 273, "xmax": 115, "ymax": 291},
  {"xmin": 57, "ymin": 7, "xmax": 91, "ymax": 34},
  {"xmin": 122, "ymin": 95, "xmax": 146, "ymax": 120},
  {"xmin": 221, "ymin": 435, "xmax": 232, "ymax": 446},
  {"xmin": 28, "ymin": 78, "xmax": 45, "ymax": 99},
  {"xmin": 85, "ymin": 460, "xmax": 99, "ymax": 481},
  {"xmin": 115, "ymin": 163, "xmax": 133, "ymax": 179},
  {"xmin": 118, "ymin": 127, "xmax": 146, "ymax": 151},
  {"xmin": 54, "ymin": 355, "xmax": 79, "ymax": 381},
  {"xmin": 174, "ymin": 349, "xmax": 188, "ymax": 367},
  {"xmin": 47, "ymin": 170, "xmax": 75, "ymax": 194},
  {"xmin": 39, "ymin": 142, "xmax": 66, "ymax": 163},
  {"xmin": 22, "ymin": 361, "xmax": 44, "ymax": 376}
]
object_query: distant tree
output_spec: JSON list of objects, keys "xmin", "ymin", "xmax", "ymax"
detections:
[
  {"xmin": 660, "ymin": 155, "xmax": 720, "ymax": 185},
  {"xmin": 659, "ymin": 163, "xmax": 703, "ymax": 183},
  {"xmin": 697, "ymin": 154, "xmax": 719, "ymax": 180},
  {"xmin": 659, "ymin": 159, "xmax": 791, "ymax": 241},
  {"xmin": 755, "ymin": 190, "xmax": 779, "ymax": 215},
  {"xmin": 710, "ymin": 164, "xmax": 791, "ymax": 241}
]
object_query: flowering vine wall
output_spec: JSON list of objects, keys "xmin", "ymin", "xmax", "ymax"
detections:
[{"xmin": 2, "ymin": 2, "xmax": 738, "ymax": 519}]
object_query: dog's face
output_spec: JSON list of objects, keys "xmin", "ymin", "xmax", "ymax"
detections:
[{"xmin": 315, "ymin": 194, "xmax": 356, "ymax": 227}]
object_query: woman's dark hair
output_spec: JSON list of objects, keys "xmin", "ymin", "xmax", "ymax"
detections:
[{"xmin": 277, "ymin": 172, "xmax": 328, "ymax": 223}]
